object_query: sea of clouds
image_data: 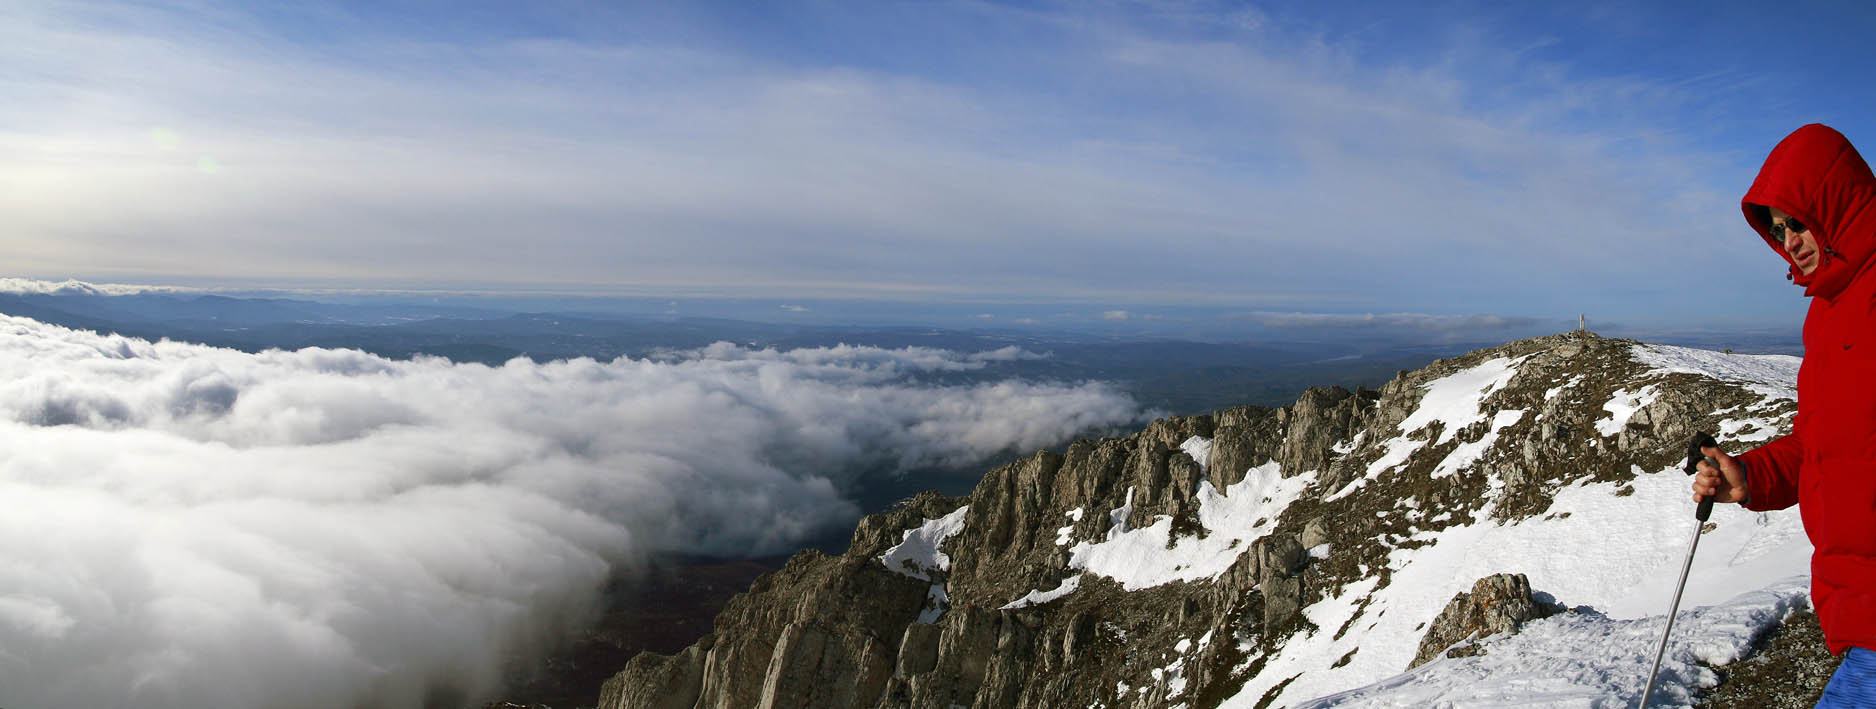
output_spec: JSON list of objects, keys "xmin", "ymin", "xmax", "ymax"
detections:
[{"xmin": 0, "ymin": 315, "xmax": 1142, "ymax": 708}]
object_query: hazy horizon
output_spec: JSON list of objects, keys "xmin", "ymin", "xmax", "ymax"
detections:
[{"xmin": 0, "ymin": 276, "xmax": 1805, "ymax": 351}]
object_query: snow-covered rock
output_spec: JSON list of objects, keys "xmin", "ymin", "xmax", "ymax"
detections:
[{"xmin": 600, "ymin": 332, "xmax": 1811, "ymax": 709}]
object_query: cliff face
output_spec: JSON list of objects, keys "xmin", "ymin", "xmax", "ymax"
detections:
[{"xmin": 598, "ymin": 332, "xmax": 1800, "ymax": 708}]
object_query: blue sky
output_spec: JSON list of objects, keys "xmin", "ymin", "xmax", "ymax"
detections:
[{"xmin": 5, "ymin": 0, "xmax": 1874, "ymax": 337}]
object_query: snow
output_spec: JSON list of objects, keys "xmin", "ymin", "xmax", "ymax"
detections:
[
  {"xmin": 1109, "ymin": 487, "xmax": 1138, "ymax": 535},
  {"xmin": 878, "ymin": 505, "xmax": 970, "ymax": 581},
  {"xmin": 900, "ymin": 341, "xmax": 1803, "ymax": 705},
  {"xmin": 1399, "ymin": 355, "xmax": 1529, "ymax": 446},
  {"xmin": 1325, "ymin": 476, "xmax": 1369, "ymax": 503},
  {"xmin": 1600, "ymin": 342, "xmax": 1800, "ymax": 440},
  {"xmin": 1001, "ymin": 575, "xmax": 1082, "ymax": 609},
  {"xmin": 1430, "ymin": 409, "xmax": 1525, "ymax": 479},
  {"xmin": 1631, "ymin": 344, "xmax": 1800, "ymax": 403},
  {"xmin": 878, "ymin": 506, "xmax": 972, "ymax": 623},
  {"xmin": 1596, "ymin": 385, "xmax": 1660, "ymax": 436},
  {"xmin": 1330, "ymin": 356, "xmax": 1531, "ymax": 501},
  {"xmin": 1180, "ymin": 435, "xmax": 1213, "ymax": 472},
  {"xmin": 1718, "ymin": 413, "xmax": 1786, "ymax": 443},
  {"xmin": 1294, "ymin": 578, "xmax": 1810, "ymax": 708},
  {"xmin": 1334, "ymin": 431, "xmax": 1366, "ymax": 455},
  {"xmin": 1543, "ymin": 375, "xmax": 1583, "ymax": 402},
  {"xmin": 1224, "ymin": 464, "xmax": 1813, "ymax": 708},
  {"xmin": 919, "ymin": 583, "xmax": 951, "ymax": 624},
  {"xmin": 1223, "ymin": 457, "xmax": 1808, "ymax": 705},
  {"xmin": 1215, "ymin": 341, "xmax": 1810, "ymax": 707},
  {"xmin": 1056, "ymin": 507, "xmax": 1085, "ymax": 546},
  {"xmin": 1068, "ymin": 460, "xmax": 1312, "ymax": 591}
]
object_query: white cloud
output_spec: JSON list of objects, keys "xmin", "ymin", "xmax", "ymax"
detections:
[
  {"xmin": 968, "ymin": 346, "xmax": 1051, "ymax": 362},
  {"xmin": 780, "ymin": 304, "xmax": 809, "ymax": 312},
  {"xmin": 1102, "ymin": 310, "xmax": 1131, "ymax": 321},
  {"xmin": 0, "ymin": 315, "xmax": 1137, "ymax": 708},
  {"xmin": 0, "ymin": 277, "xmax": 203, "ymax": 296}
]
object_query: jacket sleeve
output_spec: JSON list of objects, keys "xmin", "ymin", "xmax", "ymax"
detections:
[{"xmin": 1736, "ymin": 428, "xmax": 1802, "ymax": 511}]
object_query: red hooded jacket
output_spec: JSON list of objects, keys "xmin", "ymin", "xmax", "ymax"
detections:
[{"xmin": 1735, "ymin": 123, "xmax": 1876, "ymax": 656}]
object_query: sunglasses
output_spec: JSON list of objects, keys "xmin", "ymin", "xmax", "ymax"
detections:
[{"xmin": 1770, "ymin": 218, "xmax": 1809, "ymax": 239}]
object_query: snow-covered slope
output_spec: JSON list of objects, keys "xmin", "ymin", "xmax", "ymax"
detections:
[{"xmin": 1217, "ymin": 342, "xmax": 1807, "ymax": 707}]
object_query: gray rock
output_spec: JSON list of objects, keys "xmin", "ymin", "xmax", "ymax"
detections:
[
  {"xmin": 610, "ymin": 550, "xmax": 932, "ymax": 709},
  {"xmin": 755, "ymin": 622, "xmax": 894, "ymax": 708},
  {"xmin": 895, "ymin": 623, "xmax": 942, "ymax": 677},
  {"xmin": 1208, "ymin": 405, "xmax": 1282, "ymax": 486},
  {"xmin": 1300, "ymin": 517, "xmax": 1330, "ymax": 549},
  {"xmin": 597, "ymin": 639, "xmax": 712, "ymax": 709},
  {"xmin": 1258, "ymin": 535, "xmax": 1308, "ymax": 630},
  {"xmin": 1409, "ymin": 573, "xmax": 1559, "ymax": 669},
  {"xmin": 1279, "ymin": 387, "xmax": 1371, "ymax": 478}
]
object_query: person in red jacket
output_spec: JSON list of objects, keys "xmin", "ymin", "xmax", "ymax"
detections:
[{"xmin": 1692, "ymin": 123, "xmax": 1876, "ymax": 705}]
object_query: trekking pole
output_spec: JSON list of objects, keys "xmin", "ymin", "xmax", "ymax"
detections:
[{"xmin": 1638, "ymin": 431, "xmax": 1719, "ymax": 708}]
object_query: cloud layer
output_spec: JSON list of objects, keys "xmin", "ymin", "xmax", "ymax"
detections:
[
  {"xmin": 0, "ymin": 316, "xmax": 1140, "ymax": 708},
  {"xmin": 0, "ymin": 277, "xmax": 201, "ymax": 296}
]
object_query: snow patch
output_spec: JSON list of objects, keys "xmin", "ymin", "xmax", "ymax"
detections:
[
  {"xmin": 1002, "ymin": 575, "xmax": 1083, "ymax": 609},
  {"xmin": 1068, "ymin": 462, "xmax": 1311, "ymax": 590},
  {"xmin": 1180, "ymin": 435, "xmax": 1212, "ymax": 472},
  {"xmin": 1333, "ymin": 431, "xmax": 1366, "ymax": 455},
  {"xmin": 1429, "ymin": 409, "xmax": 1525, "ymax": 479},
  {"xmin": 1056, "ymin": 507, "xmax": 1084, "ymax": 547},
  {"xmin": 1719, "ymin": 415, "xmax": 1787, "ymax": 444},
  {"xmin": 1332, "ymin": 356, "xmax": 1530, "ymax": 502},
  {"xmin": 879, "ymin": 505, "xmax": 970, "ymax": 581},
  {"xmin": 1292, "ymin": 578, "xmax": 1810, "ymax": 708},
  {"xmin": 919, "ymin": 583, "xmax": 951, "ymax": 624},
  {"xmin": 1398, "ymin": 355, "xmax": 1529, "ymax": 446},
  {"xmin": 1543, "ymin": 375, "xmax": 1582, "ymax": 402},
  {"xmin": 1108, "ymin": 487, "xmax": 1137, "ymax": 536},
  {"xmin": 1631, "ymin": 344, "xmax": 1800, "ymax": 404},
  {"xmin": 1596, "ymin": 385, "xmax": 1660, "ymax": 436}
]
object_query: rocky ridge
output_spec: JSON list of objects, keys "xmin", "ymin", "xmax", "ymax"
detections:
[{"xmin": 598, "ymin": 332, "xmax": 1805, "ymax": 708}]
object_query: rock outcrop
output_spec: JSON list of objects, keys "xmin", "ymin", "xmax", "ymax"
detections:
[
  {"xmin": 1409, "ymin": 573, "xmax": 1560, "ymax": 669},
  {"xmin": 596, "ymin": 332, "xmax": 1798, "ymax": 709}
]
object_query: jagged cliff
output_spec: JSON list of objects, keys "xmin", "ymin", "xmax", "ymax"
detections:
[{"xmin": 596, "ymin": 332, "xmax": 1803, "ymax": 708}]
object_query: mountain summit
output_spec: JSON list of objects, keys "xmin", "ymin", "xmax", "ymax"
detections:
[{"xmin": 598, "ymin": 332, "xmax": 1811, "ymax": 708}]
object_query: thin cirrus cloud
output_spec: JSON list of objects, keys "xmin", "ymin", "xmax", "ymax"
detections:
[
  {"xmin": 0, "ymin": 1, "xmax": 1822, "ymax": 327},
  {"xmin": 0, "ymin": 315, "xmax": 1142, "ymax": 708}
]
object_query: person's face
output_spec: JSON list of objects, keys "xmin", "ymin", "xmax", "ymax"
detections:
[{"xmin": 1769, "ymin": 207, "xmax": 1821, "ymax": 275}]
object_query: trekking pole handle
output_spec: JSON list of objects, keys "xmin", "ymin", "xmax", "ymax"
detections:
[{"xmin": 1683, "ymin": 431, "xmax": 1719, "ymax": 522}]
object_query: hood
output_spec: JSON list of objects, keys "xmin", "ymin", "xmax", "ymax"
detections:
[{"xmin": 1741, "ymin": 123, "xmax": 1876, "ymax": 300}]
